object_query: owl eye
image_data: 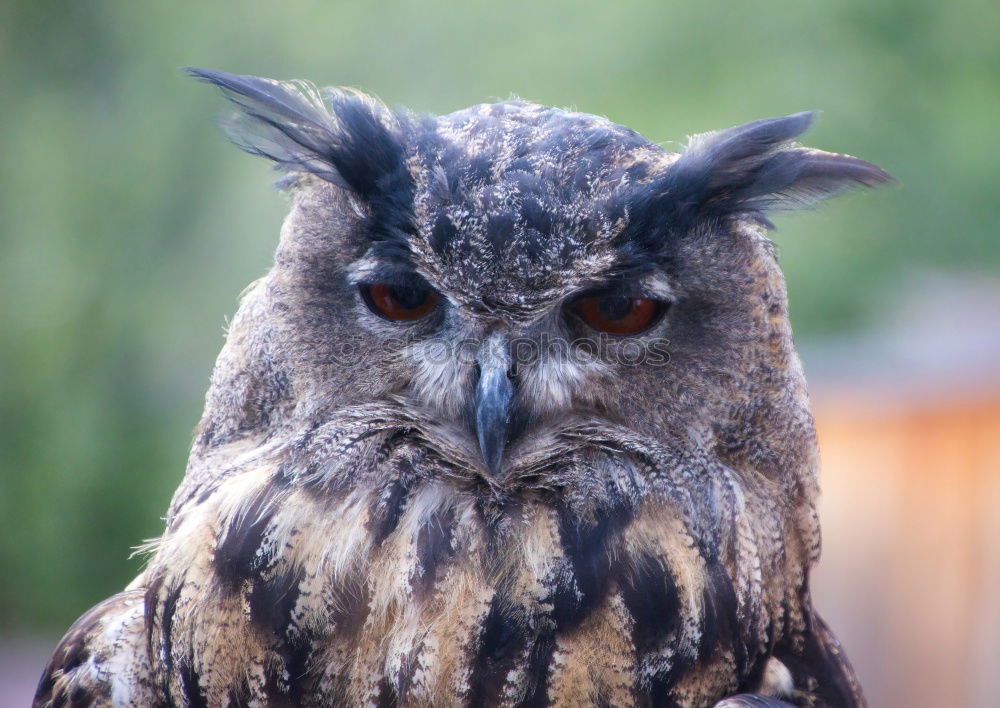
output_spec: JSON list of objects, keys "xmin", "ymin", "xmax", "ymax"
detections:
[
  {"xmin": 361, "ymin": 283, "xmax": 440, "ymax": 322},
  {"xmin": 572, "ymin": 294, "xmax": 665, "ymax": 335}
]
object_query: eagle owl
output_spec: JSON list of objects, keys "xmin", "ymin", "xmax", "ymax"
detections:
[{"xmin": 36, "ymin": 70, "xmax": 890, "ymax": 707}]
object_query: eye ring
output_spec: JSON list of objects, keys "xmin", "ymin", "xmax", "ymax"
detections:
[
  {"xmin": 360, "ymin": 283, "xmax": 440, "ymax": 322},
  {"xmin": 570, "ymin": 293, "xmax": 667, "ymax": 336}
]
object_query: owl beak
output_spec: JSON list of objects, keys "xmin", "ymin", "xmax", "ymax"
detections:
[{"xmin": 474, "ymin": 336, "xmax": 514, "ymax": 477}]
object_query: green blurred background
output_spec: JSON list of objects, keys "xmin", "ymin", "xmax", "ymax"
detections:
[{"xmin": 1, "ymin": 0, "xmax": 998, "ymax": 702}]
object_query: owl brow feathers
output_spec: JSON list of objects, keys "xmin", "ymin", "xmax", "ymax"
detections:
[
  {"xmin": 615, "ymin": 111, "xmax": 895, "ymax": 261},
  {"xmin": 188, "ymin": 70, "xmax": 894, "ymax": 279},
  {"xmin": 186, "ymin": 68, "xmax": 417, "ymax": 262}
]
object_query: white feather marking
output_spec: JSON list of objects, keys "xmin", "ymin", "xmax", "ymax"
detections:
[
  {"xmin": 406, "ymin": 338, "xmax": 475, "ymax": 416},
  {"xmin": 760, "ymin": 657, "xmax": 795, "ymax": 697},
  {"xmin": 102, "ymin": 600, "xmax": 147, "ymax": 706}
]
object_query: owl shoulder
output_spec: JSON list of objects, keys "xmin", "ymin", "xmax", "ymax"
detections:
[{"xmin": 34, "ymin": 588, "xmax": 160, "ymax": 707}]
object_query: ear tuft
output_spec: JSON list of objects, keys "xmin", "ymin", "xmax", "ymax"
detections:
[
  {"xmin": 656, "ymin": 111, "xmax": 893, "ymax": 229},
  {"xmin": 186, "ymin": 68, "xmax": 412, "ymax": 206}
]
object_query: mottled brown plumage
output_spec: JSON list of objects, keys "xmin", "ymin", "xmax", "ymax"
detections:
[{"xmin": 36, "ymin": 70, "xmax": 889, "ymax": 707}]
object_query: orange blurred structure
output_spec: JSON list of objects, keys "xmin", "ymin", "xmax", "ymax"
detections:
[{"xmin": 814, "ymin": 392, "xmax": 1000, "ymax": 706}]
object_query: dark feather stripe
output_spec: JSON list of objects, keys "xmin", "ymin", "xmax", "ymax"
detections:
[
  {"xmin": 517, "ymin": 631, "xmax": 556, "ymax": 708},
  {"xmin": 375, "ymin": 676, "xmax": 399, "ymax": 708},
  {"xmin": 142, "ymin": 573, "xmax": 164, "ymax": 663},
  {"xmin": 278, "ymin": 631, "xmax": 315, "ymax": 705},
  {"xmin": 621, "ymin": 553, "xmax": 682, "ymax": 654},
  {"xmin": 248, "ymin": 565, "xmax": 303, "ymax": 637},
  {"xmin": 261, "ymin": 657, "xmax": 300, "ymax": 707},
  {"xmin": 368, "ymin": 460, "xmax": 417, "ymax": 545},
  {"xmin": 699, "ymin": 560, "xmax": 742, "ymax": 666},
  {"xmin": 411, "ymin": 506, "xmax": 456, "ymax": 595},
  {"xmin": 159, "ymin": 582, "xmax": 183, "ymax": 684},
  {"xmin": 551, "ymin": 498, "xmax": 633, "ymax": 629},
  {"xmin": 631, "ymin": 566, "xmax": 694, "ymax": 708},
  {"xmin": 142, "ymin": 573, "xmax": 175, "ymax": 702},
  {"xmin": 178, "ymin": 657, "xmax": 208, "ymax": 708},
  {"xmin": 213, "ymin": 485, "xmax": 282, "ymax": 588},
  {"xmin": 467, "ymin": 597, "xmax": 530, "ymax": 706},
  {"xmin": 248, "ymin": 564, "xmax": 314, "ymax": 703}
]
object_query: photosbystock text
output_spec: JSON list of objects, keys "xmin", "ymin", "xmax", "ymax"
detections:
[{"xmin": 331, "ymin": 332, "xmax": 672, "ymax": 367}]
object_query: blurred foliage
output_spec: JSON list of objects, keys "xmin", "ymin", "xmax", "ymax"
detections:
[{"xmin": 0, "ymin": 0, "xmax": 997, "ymax": 633}]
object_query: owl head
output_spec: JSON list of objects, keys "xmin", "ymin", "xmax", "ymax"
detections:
[{"xmin": 184, "ymin": 69, "xmax": 889, "ymax": 512}]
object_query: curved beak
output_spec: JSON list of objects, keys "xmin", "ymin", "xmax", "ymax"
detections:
[{"xmin": 474, "ymin": 335, "xmax": 514, "ymax": 476}]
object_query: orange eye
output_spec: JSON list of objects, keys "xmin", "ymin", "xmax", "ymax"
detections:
[
  {"xmin": 574, "ymin": 295, "xmax": 664, "ymax": 335},
  {"xmin": 361, "ymin": 283, "xmax": 439, "ymax": 321}
]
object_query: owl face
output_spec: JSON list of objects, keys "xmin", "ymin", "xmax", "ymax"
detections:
[
  {"xmin": 191, "ymin": 70, "xmax": 890, "ymax": 490},
  {"xmin": 342, "ymin": 102, "xmax": 688, "ymax": 475}
]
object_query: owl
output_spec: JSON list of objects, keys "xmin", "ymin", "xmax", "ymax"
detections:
[{"xmin": 35, "ymin": 70, "xmax": 890, "ymax": 707}]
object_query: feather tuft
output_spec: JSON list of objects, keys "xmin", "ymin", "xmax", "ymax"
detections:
[
  {"xmin": 626, "ymin": 111, "xmax": 893, "ymax": 243},
  {"xmin": 187, "ymin": 68, "xmax": 417, "ymax": 258}
]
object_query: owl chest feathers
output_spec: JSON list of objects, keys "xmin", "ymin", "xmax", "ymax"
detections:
[{"xmin": 139, "ymin": 424, "xmax": 806, "ymax": 706}]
